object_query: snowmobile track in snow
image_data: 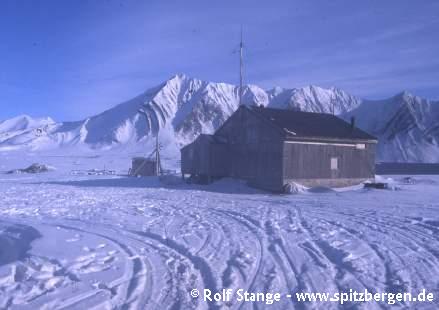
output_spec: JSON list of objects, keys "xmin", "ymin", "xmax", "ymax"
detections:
[{"xmin": 1, "ymin": 172, "xmax": 439, "ymax": 309}]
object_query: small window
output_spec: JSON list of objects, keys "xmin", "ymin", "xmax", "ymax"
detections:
[
  {"xmin": 356, "ymin": 143, "xmax": 366, "ymax": 150},
  {"xmin": 331, "ymin": 157, "xmax": 338, "ymax": 170}
]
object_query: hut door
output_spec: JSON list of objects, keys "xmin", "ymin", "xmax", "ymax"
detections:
[{"xmin": 330, "ymin": 157, "xmax": 339, "ymax": 178}]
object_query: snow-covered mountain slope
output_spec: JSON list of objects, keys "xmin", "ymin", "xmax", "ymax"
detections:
[
  {"xmin": 268, "ymin": 85, "xmax": 361, "ymax": 114},
  {"xmin": 0, "ymin": 74, "xmax": 360, "ymax": 151},
  {"xmin": 0, "ymin": 115, "xmax": 54, "ymax": 134},
  {"xmin": 0, "ymin": 115, "xmax": 56, "ymax": 147},
  {"xmin": 0, "ymin": 74, "xmax": 438, "ymax": 162},
  {"xmin": 344, "ymin": 92, "xmax": 439, "ymax": 163}
]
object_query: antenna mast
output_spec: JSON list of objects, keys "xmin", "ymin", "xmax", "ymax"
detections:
[{"xmin": 239, "ymin": 26, "xmax": 244, "ymax": 106}]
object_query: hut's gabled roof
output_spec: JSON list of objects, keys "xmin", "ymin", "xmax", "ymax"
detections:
[
  {"xmin": 250, "ymin": 106, "xmax": 377, "ymax": 141},
  {"xmin": 181, "ymin": 133, "xmax": 226, "ymax": 151}
]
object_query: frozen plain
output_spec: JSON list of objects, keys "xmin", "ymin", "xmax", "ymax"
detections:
[{"xmin": 0, "ymin": 151, "xmax": 439, "ymax": 310}]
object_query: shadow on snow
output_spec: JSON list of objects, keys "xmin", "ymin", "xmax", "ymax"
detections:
[
  {"xmin": 0, "ymin": 221, "xmax": 41, "ymax": 267},
  {"xmin": 41, "ymin": 176, "xmax": 267, "ymax": 195}
]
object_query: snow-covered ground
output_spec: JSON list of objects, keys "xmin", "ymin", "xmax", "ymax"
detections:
[{"xmin": 0, "ymin": 152, "xmax": 439, "ymax": 309}]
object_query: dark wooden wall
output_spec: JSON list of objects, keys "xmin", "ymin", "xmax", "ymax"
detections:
[
  {"xmin": 215, "ymin": 107, "xmax": 284, "ymax": 191},
  {"xmin": 181, "ymin": 135, "xmax": 229, "ymax": 177},
  {"xmin": 209, "ymin": 143, "xmax": 229, "ymax": 176},
  {"xmin": 181, "ymin": 136, "xmax": 211, "ymax": 176},
  {"xmin": 131, "ymin": 158, "xmax": 157, "ymax": 176},
  {"xmin": 282, "ymin": 142, "xmax": 376, "ymax": 180}
]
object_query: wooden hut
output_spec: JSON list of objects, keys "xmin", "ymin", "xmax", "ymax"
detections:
[
  {"xmin": 130, "ymin": 157, "xmax": 158, "ymax": 176},
  {"xmin": 181, "ymin": 106, "xmax": 377, "ymax": 191}
]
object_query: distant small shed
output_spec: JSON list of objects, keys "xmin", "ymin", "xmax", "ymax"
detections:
[{"xmin": 130, "ymin": 157, "xmax": 158, "ymax": 176}]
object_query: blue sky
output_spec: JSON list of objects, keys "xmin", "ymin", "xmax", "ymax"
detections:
[{"xmin": 1, "ymin": 0, "xmax": 438, "ymax": 121}]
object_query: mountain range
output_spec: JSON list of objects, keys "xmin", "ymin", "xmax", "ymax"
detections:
[{"xmin": 1, "ymin": 74, "xmax": 438, "ymax": 163}]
